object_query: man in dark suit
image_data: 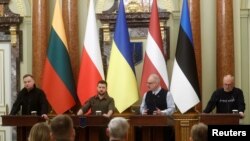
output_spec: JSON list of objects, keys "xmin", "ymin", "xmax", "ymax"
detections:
[{"xmin": 10, "ymin": 74, "xmax": 49, "ymax": 119}]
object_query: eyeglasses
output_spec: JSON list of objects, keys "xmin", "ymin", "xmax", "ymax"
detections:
[{"xmin": 146, "ymin": 82, "xmax": 155, "ymax": 85}]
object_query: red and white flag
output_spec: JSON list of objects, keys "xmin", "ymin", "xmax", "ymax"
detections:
[
  {"xmin": 140, "ymin": 0, "xmax": 169, "ymax": 95},
  {"xmin": 77, "ymin": 0, "xmax": 104, "ymax": 105}
]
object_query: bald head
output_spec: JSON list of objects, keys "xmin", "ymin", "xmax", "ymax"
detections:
[
  {"xmin": 223, "ymin": 74, "xmax": 234, "ymax": 92},
  {"xmin": 147, "ymin": 74, "xmax": 161, "ymax": 91},
  {"xmin": 148, "ymin": 74, "xmax": 160, "ymax": 83}
]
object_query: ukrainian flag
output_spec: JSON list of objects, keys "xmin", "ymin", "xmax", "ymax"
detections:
[{"xmin": 106, "ymin": 0, "xmax": 139, "ymax": 113}]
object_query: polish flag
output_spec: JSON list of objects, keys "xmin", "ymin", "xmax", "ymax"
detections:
[{"xmin": 77, "ymin": 0, "xmax": 104, "ymax": 105}]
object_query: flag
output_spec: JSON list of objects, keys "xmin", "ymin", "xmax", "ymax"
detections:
[
  {"xmin": 170, "ymin": 0, "xmax": 200, "ymax": 114},
  {"xmin": 42, "ymin": 0, "xmax": 76, "ymax": 114},
  {"xmin": 106, "ymin": 0, "xmax": 139, "ymax": 113},
  {"xmin": 77, "ymin": 0, "xmax": 104, "ymax": 105},
  {"xmin": 140, "ymin": 0, "xmax": 169, "ymax": 95}
]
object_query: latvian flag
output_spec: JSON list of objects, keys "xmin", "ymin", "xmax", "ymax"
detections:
[{"xmin": 140, "ymin": 0, "xmax": 169, "ymax": 96}]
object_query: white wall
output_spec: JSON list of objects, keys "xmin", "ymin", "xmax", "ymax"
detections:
[{"xmin": 0, "ymin": 43, "xmax": 13, "ymax": 141}]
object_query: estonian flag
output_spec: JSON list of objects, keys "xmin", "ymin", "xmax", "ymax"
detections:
[{"xmin": 170, "ymin": 0, "xmax": 200, "ymax": 114}]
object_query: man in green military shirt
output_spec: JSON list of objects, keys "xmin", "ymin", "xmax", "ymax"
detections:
[{"xmin": 77, "ymin": 80, "xmax": 115, "ymax": 118}]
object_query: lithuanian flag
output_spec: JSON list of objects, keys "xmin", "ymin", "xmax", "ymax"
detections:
[{"xmin": 42, "ymin": 0, "xmax": 76, "ymax": 114}]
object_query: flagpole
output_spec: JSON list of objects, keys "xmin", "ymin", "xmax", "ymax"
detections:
[{"xmin": 149, "ymin": 0, "xmax": 151, "ymax": 12}]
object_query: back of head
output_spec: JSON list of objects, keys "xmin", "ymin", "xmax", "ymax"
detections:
[
  {"xmin": 190, "ymin": 122, "xmax": 208, "ymax": 141},
  {"xmin": 28, "ymin": 122, "xmax": 50, "ymax": 141},
  {"xmin": 107, "ymin": 117, "xmax": 129, "ymax": 141},
  {"xmin": 50, "ymin": 114, "xmax": 74, "ymax": 141}
]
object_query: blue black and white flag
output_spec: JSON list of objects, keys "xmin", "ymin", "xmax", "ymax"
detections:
[{"xmin": 170, "ymin": 0, "xmax": 200, "ymax": 114}]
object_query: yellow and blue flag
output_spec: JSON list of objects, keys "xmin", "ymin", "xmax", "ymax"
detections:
[{"xmin": 106, "ymin": 0, "xmax": 139, "ymax": 113}]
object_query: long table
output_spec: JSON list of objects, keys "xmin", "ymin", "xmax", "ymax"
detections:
[
  {"xmin": 1, "ymin": 113, "xmax": 240, "ymax": 141},
  {"xmin": 199, "ymin": 113, "xmax": 241, "ymax": 125},
  {"xmin": 1, "ymin": 115, "xmax": 174, "ymax": 141}
]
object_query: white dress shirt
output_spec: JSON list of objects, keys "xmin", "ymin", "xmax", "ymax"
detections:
[{"xmin": 140, "ymin": 87, "xmax": 175, "ymax": 115}]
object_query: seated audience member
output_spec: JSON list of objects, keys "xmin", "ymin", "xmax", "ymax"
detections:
[
  {"xmin": 50, "ymin": 114, "xmax": 75, "ymax": 141},
  {"xmin": 9, "ymin": 74, "xmax": 49, "ymax": 119},
  {"xmin": 189, "ymin": 122, "xmax": 208, "ymax": 141},
  {"xmin": 203, "ymin": 74, "xmax": 245, "ymax": 118},
  {"xmin": 28, "ymin": 122, "xmax": 51, "ymax": 141},
  {"xmin": 140, "ymin": 73, "xmax": 175, "ymax": 115},
  {"xmin": 77, "ymin": 80, "xmax": 115, "ymax": 118},
  {"xmin": 106, "ymin": 117, "xmax": 129, "ymax": 141}
]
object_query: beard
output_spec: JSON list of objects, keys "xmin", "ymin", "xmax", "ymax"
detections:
[{"xmin": 98, "ymin": 91, "xmax": 106, "ymax": 96}]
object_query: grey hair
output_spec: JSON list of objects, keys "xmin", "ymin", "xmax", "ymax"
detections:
[
  {"xmin": 149, "ymin": 73, "xmax": 160, "ymax": 84},
  {"xmin": 108, "ymin": 117, "xmax": 129, "ymax": 140}
]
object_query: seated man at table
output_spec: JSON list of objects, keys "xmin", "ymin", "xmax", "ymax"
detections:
[
  {"xmin": 77, "ymin": 80, "xmax": 115, "ymax": 118},
  {"xmin": 140, "ymin": 73, "xmax": 175, "ymax": 115},
  {"xmin": 77, "ymin": 80, "xmax": 114, "ymax": 141},
  {"xmin": 203, "ymin": 74, "xmax": 245, "ymax": 118},
  {"xmin": 9, "ymin": 74, "xmax": 49, "ymax": 119},
  {"xmin": 139, "ymin": 73, "xmax": 175, "ymax": 141}
]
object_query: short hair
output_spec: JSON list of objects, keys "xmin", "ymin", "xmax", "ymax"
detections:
[
  {"xmin": 223, "ymin": 74, "xmax": 234, "ymax": 83},
  {"xmin": 50, "ymin": 114, "xmax": 74, "ymax": 141},
  {"xmin": 190, "ymin": 122, "xmax": 208, "ymax": 141},
  {"xmin": 98, "ymin": 80, "xmax": 107, "ymax": 86},
  {"xmin": 108, "ymin": 117, "xmax": 129, "ymax": 140},
  {"xmin": 149, "ymin": 73, "xmax": 160, "ymax": 84},
  {"xmin": 28, "ymin": 122, "xmax": 50, "ymax": 141},
  {"xmin": 23, "ymin": 74, "xmax": 34, "ymax": 79}
]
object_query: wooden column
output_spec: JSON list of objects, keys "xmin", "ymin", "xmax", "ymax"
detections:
[
  {"xmin": 216, "ymin": 0, "xmax": 234, "ymax": 87},
  {"xmin": 32, "ymin": 0, "xmax": 49, "ymax": 86},
  {"xmin": 62, "ymin": 0, "xmax": 79, "ymax": 81},
  {"xmin": 173, "ymin": 112, "xmax": 199, "ymax": 141},
  {"xmin": 189, "ymin": 0, "xmax": 202, "ymax": 111}
]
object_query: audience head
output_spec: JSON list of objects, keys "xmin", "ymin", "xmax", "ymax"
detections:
[
  {"xmin": 190, "ymin": 122, "xmax": 208, "ymax": 141},
  {"xmin": 223, "ymin": 74, "xmax": 234, "ymax": 92},
  {"xmin": 97, "ymin": 80, "xmax": 108, "ymax": 96},
  {"xmin": 28, "ymin": 122, "xmax": 51, "ymax": 141},
  {"xmin": 50, "ymin": 114, "xmax": 75, "ymax": 141},
  {"xmin": 23, "ymin": 74, "xmax": 35, "ymax": 91},
  {"xmin": 147, "ymin": 73, "xmax": 160, "ymax": 91},
  {"xmin": 107, "ymin": 117, "xmax": 130, "ymax": 141}
]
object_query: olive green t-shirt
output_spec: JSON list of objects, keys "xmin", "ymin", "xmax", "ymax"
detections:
[{"xmin": 81, "ymin": 94, "xmax": 115, "ymax": 115}]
